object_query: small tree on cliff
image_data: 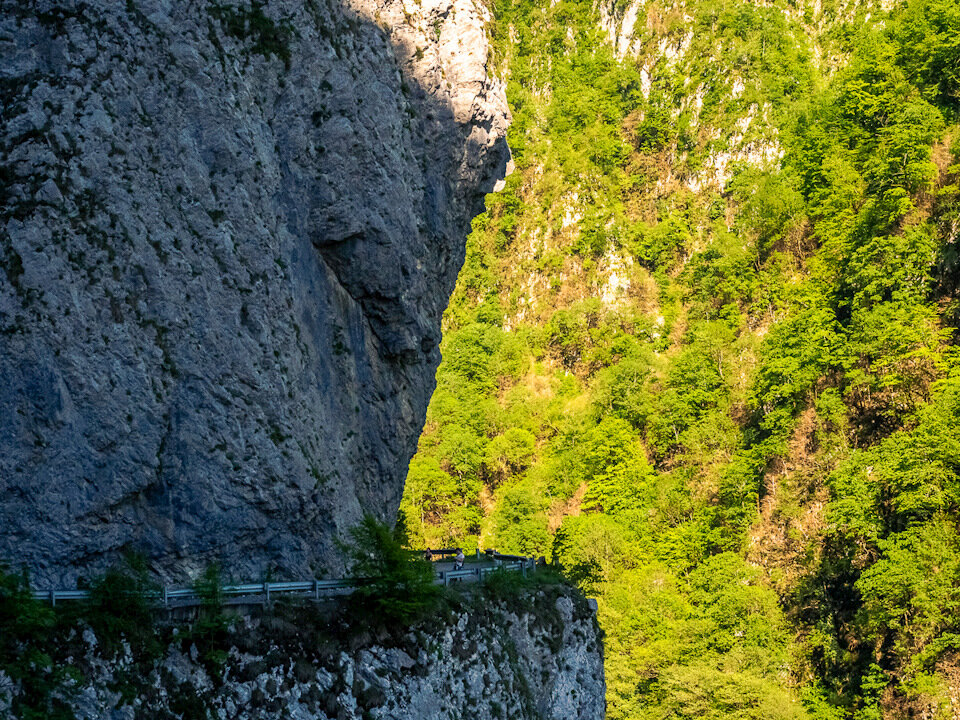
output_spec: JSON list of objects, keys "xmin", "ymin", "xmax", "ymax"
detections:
[{"xmin": 342, "ymin": 514, "xmax": 441, "ymax": 624}]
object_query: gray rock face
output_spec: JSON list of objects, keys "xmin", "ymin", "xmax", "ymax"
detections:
[
  {"xmin": 0, "ymin": 0, "xmax": 509, "ymax": 585},
  {"xmin": 10, "ymin": 589, "xmax": 605, "ymax": 720}
]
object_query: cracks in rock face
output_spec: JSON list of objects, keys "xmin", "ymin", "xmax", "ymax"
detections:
[{"xmin": 0, "ymin": 0, "xmax": 508, "ymax": 586}]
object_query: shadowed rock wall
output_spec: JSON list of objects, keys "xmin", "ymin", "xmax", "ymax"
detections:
[{"xmin": 0, "ymin": 0, "xmax": 509, "ymax": 585}]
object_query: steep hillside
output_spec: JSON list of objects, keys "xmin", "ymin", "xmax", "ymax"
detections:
[
  {"xmin": 0, "ymin": 0, "xmax": 508, "ymax": 585},
  {"xmin": 401, "ymin": 0, "xmax": 960, "ymax": 716}
]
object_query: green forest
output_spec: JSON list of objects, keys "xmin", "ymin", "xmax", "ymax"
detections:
[{"xmin": 398, "ymin": 0, "xmax": 960, "ymax": 716}]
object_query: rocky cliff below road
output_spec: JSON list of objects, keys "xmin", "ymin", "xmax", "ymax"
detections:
[
  {"xmin": 0, "ymin": 0, "xmax": 509, "ymax": 585},
  {"xmin": 1, "ymin": 586, "xmax": 605, "ymax": 720}
]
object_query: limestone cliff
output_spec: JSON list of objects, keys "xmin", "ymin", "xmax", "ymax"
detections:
[
  {"xmin": 1, "ymin": 587, "xmax": 605, "ymax": 720},
  {"xmin": 0, "ymin": 0, "xmax": 509, "ymax": 585}
]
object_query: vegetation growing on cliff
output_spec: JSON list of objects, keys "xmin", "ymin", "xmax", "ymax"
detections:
[
  {"xmin": 402, "ymin": 0, "xmax": 960, "ymax": 716},
  {"xmin": 342, "ymin": 514, "xmax": 442, "ymax": 623},
  {"xmin": 0, "ymin": 550, "xmax": 585, "ymax": 719}
]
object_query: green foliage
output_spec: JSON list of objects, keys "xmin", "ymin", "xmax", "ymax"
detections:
[
  {"xmin": 750, "ymin": 290, "xmax": 845, "ymax": 418},
  {"xmin": 685, "ymin": 553, "xmax": 791, "ymax": 669},
  {"xmin": 185, "ymin": 563, "xmax": 232, "ymax": 675},
  {"xmin": 891, "ymin": 0, "xmax": 960, "ymax": 113},
  {"xmin": 644, "ymin": 665, "xmax": 811, "ymax": 720},
  {"xmin": 632, "ymin": 213, "xmax": 690, "ymax": 270},
  {"xmin": 83, "ymin": 554, "xmax": 161, "ymax": 660},
  {"xmin": 485, "ymin": 427, "xmax": 536, "ymax": 485},
  {"xmin": 0, "ymin": 567, "xmax": 75, "ymax": 720},
  {"xmin": 343, "ymin": 515, "xmax": 442, "ymax": 624},
  {"xmin": 399, "ymin": 455, "xmax": 462, "ymax": 547},
  {"xmin": 552, "ymin": 514, "xmax": 639, "ymax": 588},
  {"xmin": 491, "ymin": 481, "xmax": 551, "ymax": 556},
  {"xmin": 727, "ymin": 166, "xmax": 805, "ymax": 258},
  {"xmin": 856, "ymin": 521, "xmax": 960, "ymax": 653},
  {"xmin": 580, "ymin": 417, "xmax": 656, "ymax": 513},
  {"xmin": 210, "ymin": 2, "xmax": 293, "ymax": 64},
  {"xmin": 404, "ymin": 0, "xmax": 960, "ymax": 716},
  {"xmin": 596, "ymin": 556, "xmax": 811, "ymax": 720}
]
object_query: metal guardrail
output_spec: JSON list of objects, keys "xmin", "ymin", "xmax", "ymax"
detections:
[
  {"xmin": 441, "ymin": 560, "xmax": 531, "ymax": 586},
  {"xmin": 31, "ymin": 555, "xmax": 538, "ymax": 607}
]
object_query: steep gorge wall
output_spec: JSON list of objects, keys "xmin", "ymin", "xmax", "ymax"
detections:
[{"xmin": 0, "ymin": 0, "xmax": 509, "ymax": 585}]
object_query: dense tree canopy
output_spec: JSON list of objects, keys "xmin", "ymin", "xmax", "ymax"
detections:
[{"xmin": 402, "ymin": 0, "xmax": 960, "ymax": 716}]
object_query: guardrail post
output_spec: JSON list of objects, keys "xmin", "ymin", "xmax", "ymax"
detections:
[
  {"xmin": 264, "ymin": 581, "xmax": 270, "ymax": 605},
  {"xmin": 162, "ymin": 586, "xmax": 168, "ymax": 608},
  {"xmin": 314, "ymin": 580, "xmax": 319, "ymax": 600},
  {"xmin": 50, "ymin": 590, "xmax": 55, "ymax": 608},
  {"xmin": 476, "ymin": 549, "xmax": 480, "ymax": 561}
]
